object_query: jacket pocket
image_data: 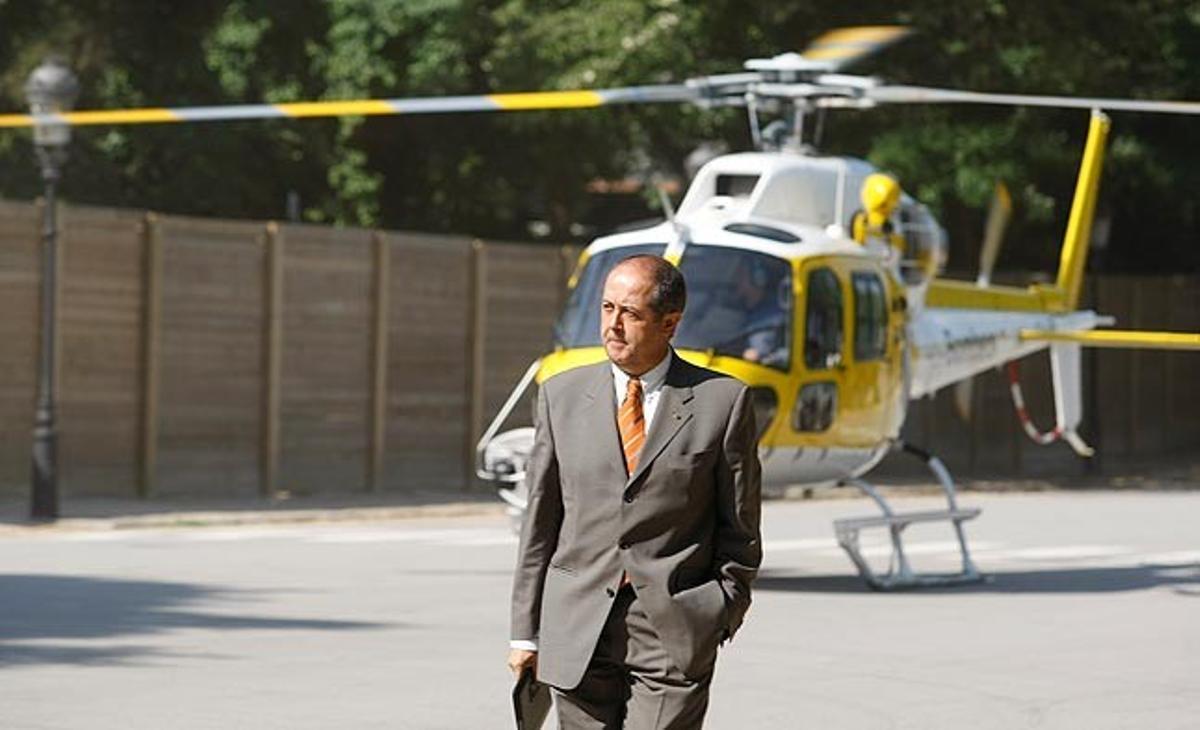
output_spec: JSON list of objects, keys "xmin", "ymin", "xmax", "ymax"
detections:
[
  {"xmin": 671, "ymin": 566, "xmax": 711, "ymax": 594},
  {"xmin": 672, "ymin": 578, "xmax": 729, "ymax": 638}
]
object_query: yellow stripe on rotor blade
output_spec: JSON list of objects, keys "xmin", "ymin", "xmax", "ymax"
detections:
[
  {"xmin": 488, "ymin": 91, "xmax": 604, "ymax": 110},
  {"xmin": 275, "ymin": 100, "xmax": 396, "ymax": 118},
  {"xmin": 0, "ymin": 109, "xmax": 183, "ymax": 127},
  {"xmin": 62, "ymin": 108, "xmax": 182, "ymax": 125},
  {"xmin": 0, "ymin": 114, "xmax": 36, "ymax": 128},
  {"xmin": 1020, "ymin": 329, "xmax": 1200, "ymax": 350}
]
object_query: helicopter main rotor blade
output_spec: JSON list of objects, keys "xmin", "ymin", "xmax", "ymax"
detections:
[
  {"xmin": 0, "ymin": 84, "xmax": 697, "ymax": 129},
  {"xmin": 867, "ymin": 85, "xmax": 1200, "ymax": 115},
  {"xmin": 798, "ymin": 25, "xmax": 913, "ymax": 71}
]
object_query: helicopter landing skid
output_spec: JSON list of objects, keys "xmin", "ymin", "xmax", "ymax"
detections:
[{"xmin": 834, "ymin": 442, "xmax": 984, "ymax": 590}]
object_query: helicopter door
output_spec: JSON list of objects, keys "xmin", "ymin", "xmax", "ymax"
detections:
[
  {"xmin": 795, "ymin": 259, "xmax": 897, "ymax": 446},
  {"xmin": 843, "ymin": 267, "xmax": 896, "ymax": 443}
]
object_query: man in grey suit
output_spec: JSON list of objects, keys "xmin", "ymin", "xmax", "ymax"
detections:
[{"xmin": 508, "ymin": 254, "xmax": 763, "ymax": 729}]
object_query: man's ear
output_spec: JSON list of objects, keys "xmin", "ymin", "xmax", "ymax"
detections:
[{"xmin": 662, "ymin": 311, "xmax": 681, "ymax": 338}]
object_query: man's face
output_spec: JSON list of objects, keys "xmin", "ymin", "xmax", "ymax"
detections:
[
  {"xmin": 736, "ymin": 265, "xmax": 765, "ymax": 307},
  {"xmin": 600, "ymin": 263, "xmax": 680, "ymax": 375}
]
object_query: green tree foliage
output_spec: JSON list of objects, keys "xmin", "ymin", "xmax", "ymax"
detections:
[{"xmin": 0, "ymin": 0, "xmax": 1196, "ymax": 272}]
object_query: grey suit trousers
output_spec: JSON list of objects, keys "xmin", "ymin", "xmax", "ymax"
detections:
[{"xmin": 553, "ymin": 584, "xmax": 713, "ymax": 730}]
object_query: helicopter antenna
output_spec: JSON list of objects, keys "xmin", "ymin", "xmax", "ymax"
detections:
[
  {"xmin": 656, "ymin": 182, "xmax": 677, "ymax": 227},
  {"xmin": 746, "ymin": 95, "xmax": 763, "ymax": 149},
  {"xmin": 656, "ymin": 181, "xmax": 690, "ymax": 260},
  {"xmin": 813, "ymin": 107, "xmax": 828, "ymax": 148},
  {"xmin": 791, "ymin": 105, "xmax": 806, "ymax": 147}
]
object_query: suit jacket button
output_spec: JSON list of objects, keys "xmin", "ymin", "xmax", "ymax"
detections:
[
  {"xmin": 606, "ymin": 588, "xmax": 616, "ymax": 598},
  {"xmin": 623, "ymin": 494, "xmax": 634, "ymax": 503},
  {"xmin": 619, "ymin": 541, "xmax": 630, "ymax": 550}
]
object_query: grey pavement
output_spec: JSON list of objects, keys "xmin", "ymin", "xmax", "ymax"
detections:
[{"xmin": 1, "ymin": 489, "xmax": 1197, "ymax": 729}]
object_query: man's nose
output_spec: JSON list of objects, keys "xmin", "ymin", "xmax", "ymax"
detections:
[{"xmin": 602, "ymin": 311, "xmax": 619, "ymax": 331}]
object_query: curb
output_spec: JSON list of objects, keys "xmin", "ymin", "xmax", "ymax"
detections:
[{"xmin": 0, "ymin": 500, "xmax": 508, "ymax": 535}]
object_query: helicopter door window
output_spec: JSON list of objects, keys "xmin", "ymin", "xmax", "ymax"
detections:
[
  {"xmin": 793, "ymin": 381, "xmax": 837, "ymax": 432},
  {"xmin": 851, "ymin": 271, "xmax": 887, "ymax": 361},
  {"xmin": 554, "ymin": 244, "xmax": 667, "ymax": 348},
  {"xmin": 804, "ymin": 267, "xmax": 844, "ymax": 370}
]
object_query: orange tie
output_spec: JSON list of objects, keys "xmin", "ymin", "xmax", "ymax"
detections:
[
  {"xmin": 617, "ymin": 377, "xmax": 645, "ymax": 590},
  {"xmin": 618, "ymin": 378, "xmax": 645, "ymax": 475}
]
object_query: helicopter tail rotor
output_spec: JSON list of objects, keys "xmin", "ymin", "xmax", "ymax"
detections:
[
  {"xmin": 951, "ymin": 181, "xmax": 1013, "ymax": 424},
  {"xmin": 976, "ymin": 181, "xmax": 1013, "ymax": 288}
]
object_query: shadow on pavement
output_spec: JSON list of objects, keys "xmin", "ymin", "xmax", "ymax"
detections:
[
  {"xmin": 755, "ymin": 562, "xmax": 1200, "ymax": 594},
  {"xmin": 0, "ymin": 574, "xmax": 387, "ymax": 668}
]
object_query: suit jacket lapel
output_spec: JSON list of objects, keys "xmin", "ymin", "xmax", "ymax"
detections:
[
  {"xmin": 627, "ymin": 354, "xmax": 694, "ymax": 487},
  {"xmin": 584, "ymin": 363, "xmax": 627, "ymax": 478}
]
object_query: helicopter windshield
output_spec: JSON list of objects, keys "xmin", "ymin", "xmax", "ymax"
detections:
[
  {"xmin": 674, "ymin": 246, "xmax": 791, "ymax": 370},
  {"xmin": 554, "ymin": 244, "xmax": 791, "ymax": 371}
]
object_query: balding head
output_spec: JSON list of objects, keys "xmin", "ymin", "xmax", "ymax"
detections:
[
  {"xmin": 600, "ymin": 255, "xmax": 686, "ymax": 375},
  {"xmin": 609, "ymin": 255, "xmax": 687, "ymax": 317}
]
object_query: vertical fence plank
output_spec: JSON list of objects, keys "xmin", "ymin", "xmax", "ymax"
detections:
[
  {"xmin": 0, "ymin": 201, "xmax": 39, "ymax": 497},
  {"xmin": 1095, "ymin": 276, "xmax": 1133, "ymax": 458},
  {"xmin": 1128, "ymin": 280, "xmax": 1142, "ymax": 455},
  {"xmin": 369, "ymin": 231, "xmax": 390, "ymax": 492},
  {"xmin": 383, "ymin": 232, "xmax": 472, "ymax": 491},
  {"xmin": 1165, "ymin": 277, "xmax": 1200, "ymax": 451},
  {"xmin": 58, "ymin": 205, "xmax": 148, "ymax": 496},
  {"xmin": 138, "ymin": 213, "xmax": 163, "ymax": 498},
  {"xmin": 156, "ymin": 215, "xmax": 264, "ymax": 496},
  {"xmin": 261, "ymin": 222, "xmax": 283, "ymax": 497},
  {"xmin": 276, "ymin": 224, "xmax": 372, "ymax": 493},
  {"xmin": 467, "ymin": 240, "xmax": 488, "ymax": 490}
]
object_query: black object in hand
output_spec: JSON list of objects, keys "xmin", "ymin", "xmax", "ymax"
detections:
[{"xmin": 512, "ymin": 667, "xmax": 552, "ymax": 730}]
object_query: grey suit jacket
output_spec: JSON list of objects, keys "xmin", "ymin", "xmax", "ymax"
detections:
[{"xmin": 510, "ymin": 352, "xmax": 763, "ymax": 689}]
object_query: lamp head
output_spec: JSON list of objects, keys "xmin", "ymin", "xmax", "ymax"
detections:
[{"xmin": 25, "ymin": 57, "xmax": 79, "ymax": 148}]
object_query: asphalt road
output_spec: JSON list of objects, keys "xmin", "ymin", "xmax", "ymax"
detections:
[{"xmin": 1, "ymin": 490, "xmax": 1197, "ymax": 729}]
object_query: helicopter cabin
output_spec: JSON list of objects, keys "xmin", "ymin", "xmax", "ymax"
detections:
[{"xmin": 540, "ymin": 152, "xmax": 940, "ymax": 485}]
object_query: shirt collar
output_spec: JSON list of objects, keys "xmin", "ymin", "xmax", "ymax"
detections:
[{"xmin": 612, "ymin": 348, "xmax": 672, "ymax": 397}]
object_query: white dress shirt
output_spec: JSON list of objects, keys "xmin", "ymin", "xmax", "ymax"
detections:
[
  {"xmin": 610, "ymin": 349, "xmax": 671, "ymax": 433},
  {"xmin": 511, "ymin": 350, "xmax": 673, "ymax": 653}
]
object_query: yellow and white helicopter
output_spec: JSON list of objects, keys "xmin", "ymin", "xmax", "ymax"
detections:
[
  {"xmin": 7, "ymin": 27, "xmax": 1200, "ymax": 588},
  {"xmin": 467, "ymin": 26, "xmax": 1200, "ymax": 588}
]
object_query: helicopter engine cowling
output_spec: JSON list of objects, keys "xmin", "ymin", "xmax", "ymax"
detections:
[{"xmin": 896, "ymin": 200, "xmax": 948, "ymax": 286}]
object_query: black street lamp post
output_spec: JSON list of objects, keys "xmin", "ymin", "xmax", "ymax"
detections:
[{"xmin": 25, "ymin": 58, "xmax": 78, "ymax": 521}]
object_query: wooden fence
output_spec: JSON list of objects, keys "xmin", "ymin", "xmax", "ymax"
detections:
[
  {"xmin": 0, "ymin": 198, "xmax": 1196, "ymax": 498},
  {"xmin": 0, "ymin": 201, "xmax": 572, "ymax": 499}
]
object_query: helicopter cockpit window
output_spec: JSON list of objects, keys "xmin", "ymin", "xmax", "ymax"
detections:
[
  {"xmin": 716, "ymin": 174, "xmax": 759, "ymax": 197},
  {"xmin": 852, "ymin": 271, "xmax": 887, "ymax": 361},
  {"xmin": 553, "ymin": 244, "xmax": 667, "ymax": 348},
  {"xmin": 804, "ymin": 267, "xmax": 843, "ymax": 370},
  {"xmin": 673, "ymin": 247, "xmax": 792, "ymax": 370}
]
